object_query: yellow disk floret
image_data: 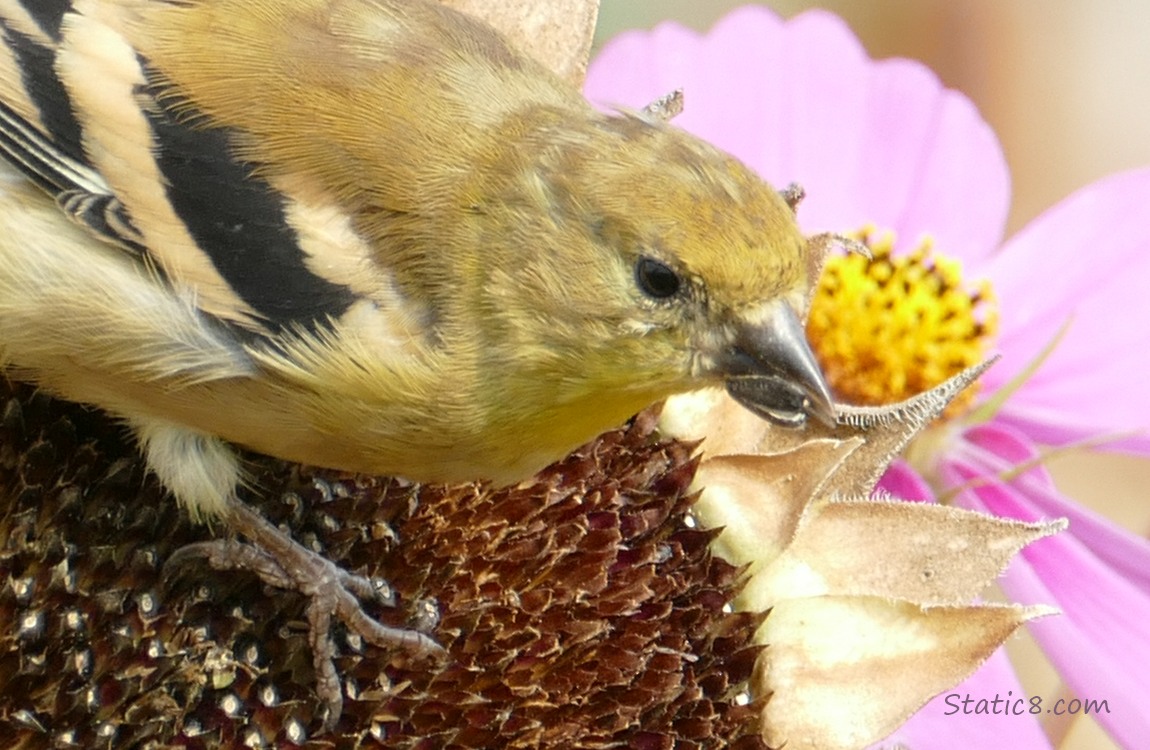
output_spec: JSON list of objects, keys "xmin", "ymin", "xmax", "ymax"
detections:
[{"xmin": 806, "ymin": 230, "xmax": 997, "ymax": 415}]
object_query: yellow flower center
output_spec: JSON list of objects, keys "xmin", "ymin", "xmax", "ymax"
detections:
[{"xmin": 806, "ymin": 230, "xmax": 997, "ymax": 416}]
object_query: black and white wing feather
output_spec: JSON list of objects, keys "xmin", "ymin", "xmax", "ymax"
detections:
[{"xmin": 0, "ymin": 1, "xmax": 365, "ymax": 337}]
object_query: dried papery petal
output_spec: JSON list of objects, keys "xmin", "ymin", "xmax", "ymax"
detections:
[
  {"xmin": 692, "ymin": 441, "xmax": 860, "ymax": 566},
  {"xmin": 744, "ymin": 500, "xmax": 1065, "ymax": 608},
  {"xmin": 765, "ymin": 361, "xmax": 996, "ymax": 497},
  {"xmin": 662, "ymin": 361, "xmax": 1065, "ymax": 749},
  {"xmin": 439, "ymin": 0, "xmax": 600, "ymax": 86},
  {"xmin": 757, "ymin": 597, "xmax": 1055, "ymax": 750},
  {"xmin": 662, "ymin": 387, "xmax": 770, "ymax": 458}
]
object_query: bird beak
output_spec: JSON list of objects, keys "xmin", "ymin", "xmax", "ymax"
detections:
[{"xmin": 719, "ymin": 300, "xmax": 837, "ymax": 428}]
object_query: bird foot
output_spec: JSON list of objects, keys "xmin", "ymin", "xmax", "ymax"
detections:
[{"xmin": 165, "ymin": 501, "xmax": 445, "ymax": 730}]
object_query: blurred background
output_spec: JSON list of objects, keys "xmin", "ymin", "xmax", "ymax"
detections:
[{"xmin": 594, "ymin": 4, "xmax": 1150, "ymax": 750}]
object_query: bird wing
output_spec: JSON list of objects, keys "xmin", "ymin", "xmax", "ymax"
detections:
[{"xmin": 0, "ymin": 3, "xmax": 147, "ymax": 249}]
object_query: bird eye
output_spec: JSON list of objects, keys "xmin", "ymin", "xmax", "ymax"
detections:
[{"xmin": 635, "ymin": 256, "xmax": 681, "ymax": 299}]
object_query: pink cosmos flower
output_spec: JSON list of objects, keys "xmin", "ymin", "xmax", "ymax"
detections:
[{"xmin": 587, "ymin": 7, "xmax": 1150, "ymax": 749}]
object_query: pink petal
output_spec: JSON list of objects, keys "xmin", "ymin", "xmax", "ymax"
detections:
[
  {"xmin": 584, "ymin": 6, "xmax": 791, "ymax": 171},
  {"xmin": 585, "ymin": 7, "xmax": 1011, "ymax": 263},
  {"xmin": 874, "ymin": 459, "xmax": 936, "ymax": 501},
  {"xmin": 584, "ymin": 20, "xmax": 703, "ymax": 112},
  {"xmin": 1020, "ymin": 478, "xmax": 1150, "ymax": 593},
  {"xmin": 944, "ymin": 460, "xmax": 1150, "ymax": 748},
  {"xmin": 1005, "ymin": 552, "xmax": 1149, "ymax": 750},
  {"xmin": 876, "ymin": 649, "xmax": 1051, "ymax": 749},
  {"xmin": 980, "ymin": 167, "xmax": 1150, "ymax": 454},
  {"xmin": 744, "ymin": 11, "xmax": 874, "ymax": 223},
  {"xmin": 960, "ymin": 422, "xmax": 1058, "ymax": 491},
  {"xmin": 840, "ymin": 60, "xmax": 1009, "ymax": 265},
  {"xmin": 953, "ymin": 431, "xmax": 1150, "ymax": 593}
]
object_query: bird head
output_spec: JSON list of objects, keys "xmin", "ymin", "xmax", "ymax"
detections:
[{"xmin": 476, "ymin": 110, "xmax": 836, "ymax": 430}]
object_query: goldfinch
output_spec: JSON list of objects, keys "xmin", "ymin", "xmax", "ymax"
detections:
[{"xmin": 0, "ymin": 0, "xmax": 835, "ymax": 727}]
